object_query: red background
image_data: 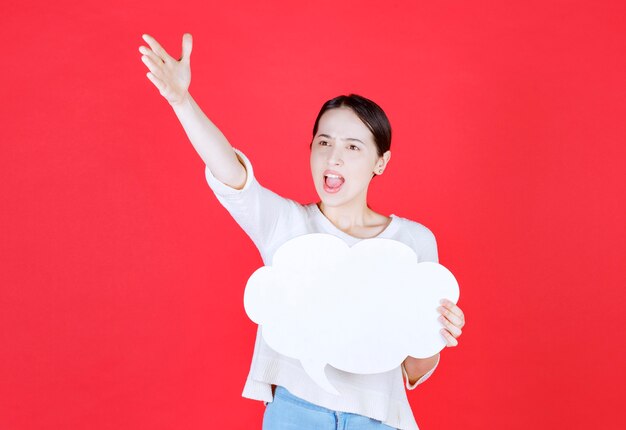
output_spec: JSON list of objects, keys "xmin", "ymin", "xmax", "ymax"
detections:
[{"xmin": 1, "ymin": 0, "xmax": 625, "ymax": 429}]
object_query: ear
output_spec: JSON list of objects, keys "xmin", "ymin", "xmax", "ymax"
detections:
[{"xmin": 375, "ymin": 150, "xmax": 391, "ymax": 174}]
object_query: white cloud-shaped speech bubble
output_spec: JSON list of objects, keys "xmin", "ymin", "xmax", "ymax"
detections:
[{"xmin": 243, "ymin": 233, "xmax": 459, "ymax": 395}]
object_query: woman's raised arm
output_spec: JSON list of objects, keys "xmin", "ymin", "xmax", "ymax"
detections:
[{"xmin": 139, "ymin": 33, "xmax": 247, "ymax": 189}]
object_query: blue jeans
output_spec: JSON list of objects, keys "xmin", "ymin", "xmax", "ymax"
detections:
[{"xmin": 262, "ymin": 385, "xmax": 397, "ymax": 430}]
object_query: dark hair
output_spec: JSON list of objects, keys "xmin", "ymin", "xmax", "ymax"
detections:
[{"xmin": 310, "ymin": 94, "xmax": 392, "ymax": 157}]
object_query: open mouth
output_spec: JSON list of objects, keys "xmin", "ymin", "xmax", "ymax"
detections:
[{"xmin": 323, "ymin": 173, "xmax": 345, "ymax": 193}]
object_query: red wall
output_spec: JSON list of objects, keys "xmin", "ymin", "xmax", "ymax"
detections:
[{"xmin": 1, "ymin": 1, "xmax": 624, "ymax": 429}]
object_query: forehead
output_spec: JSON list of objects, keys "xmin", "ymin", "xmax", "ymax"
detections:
[{"xmin": 316, "ymin": 107, "xmax": 374, "ymax": 142}]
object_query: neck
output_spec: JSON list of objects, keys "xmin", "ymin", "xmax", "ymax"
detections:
[{"xmin": 317, "ymin": 198, "xmax": 375, "ymax": 232}]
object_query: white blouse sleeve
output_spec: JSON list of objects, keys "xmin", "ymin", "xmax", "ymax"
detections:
[
  {"xmin": 204, "ymin": 148, "xmax": 300, "ymax": 254},
  {"xmin": 401, "ymin": 354, "xmax": 440, "ymax": 390},
  {"xmin": 418, "ymin": 226, "xmax": 439, "ymax": 264}
]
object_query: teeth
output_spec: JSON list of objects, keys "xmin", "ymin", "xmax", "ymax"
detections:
[{"xmin": 325, "ymin": 174, "xmax": 343, "ymax": 179}]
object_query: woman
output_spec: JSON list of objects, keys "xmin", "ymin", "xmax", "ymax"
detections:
[{"xmin": 139, "ymin": 33, "xmax": 466, "ymax": 430}]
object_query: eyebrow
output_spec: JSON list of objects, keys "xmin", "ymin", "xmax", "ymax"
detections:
[{"xmin": 317, "ymin": 134, "xmax": 365, "ymax": 144}]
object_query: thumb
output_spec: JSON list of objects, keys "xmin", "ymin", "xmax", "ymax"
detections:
[{"xmin": 181, "ymin": 33, "xmax": 193, "ymax": 63}]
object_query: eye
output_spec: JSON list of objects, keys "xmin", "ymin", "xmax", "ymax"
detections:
[
  {"xmin": 349, "ymin": 144, "xmax": 359, "ymax": 150},
  {"xmin": 319, "ymin": 140, "xmax": 329, "ymax": 146}
]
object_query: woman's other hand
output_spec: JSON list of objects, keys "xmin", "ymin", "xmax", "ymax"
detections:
[
  {"xmin": 139, "ymin": 33, "xmax": 192, "ymax": 107},
  {"xmin": 437, "ymin": 299, "xmax": 465, "ymax": 347}
]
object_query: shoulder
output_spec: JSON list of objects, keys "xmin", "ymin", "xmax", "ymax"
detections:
[
  {"xmin": 394, "ymin": 215, "xmax": 436, "ymax": 240},
  {"xmin": 392, "ymin": 215, "xmax": 439, "ymax": 263}
]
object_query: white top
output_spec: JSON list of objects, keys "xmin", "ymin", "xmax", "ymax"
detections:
[{"xmin": 204, "ymin": 149, "xmax": 441, "ymax": 430}]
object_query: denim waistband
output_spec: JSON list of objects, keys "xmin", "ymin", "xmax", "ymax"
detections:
[{"xmin": 273, "ymin": 385, "xmax": 337, "ymax": 413}]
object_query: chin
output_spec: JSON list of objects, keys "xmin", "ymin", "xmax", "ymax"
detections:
[{"xmin": 319, "ymin": 194, "xmax": 352, "ymax": 208}]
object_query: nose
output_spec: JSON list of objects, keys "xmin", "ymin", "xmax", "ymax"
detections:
[{"xmin": 327, "ymin": 144, "xmax": 344, "ymax": 166}]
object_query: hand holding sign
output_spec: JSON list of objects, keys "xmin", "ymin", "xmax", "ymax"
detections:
[{"xmin": 244, "ymin": 233, "xmax": 460, "ymax": 395}]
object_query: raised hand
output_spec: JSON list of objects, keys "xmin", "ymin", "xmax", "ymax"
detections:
[{"xmin": 139, "ymin": 33, "xmax": 193, "ymax": 106}]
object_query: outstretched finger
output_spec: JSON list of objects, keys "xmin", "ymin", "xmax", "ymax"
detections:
[
  {"xmin": 146, "ymin": 71, "xmax": 166, "ymax": 94},
  {"xmin": 139, "ymin": 45, "xmax": 164, "ymax": 65},
  {"xmin": 142, "ymin": 34, "xmax": 174, "ymax": 63},
  {"xmin": 141, "ymin": 55, "xmax": 165, "ymax": 81},
  {"xmin": 180, "ymin": 33, "xmax": 192, "ymax": 63}
]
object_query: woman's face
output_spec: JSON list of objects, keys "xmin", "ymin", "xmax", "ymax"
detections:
[{"xmin": 310, "ymin": 107, "xmax": 390, "ymax": 208}]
